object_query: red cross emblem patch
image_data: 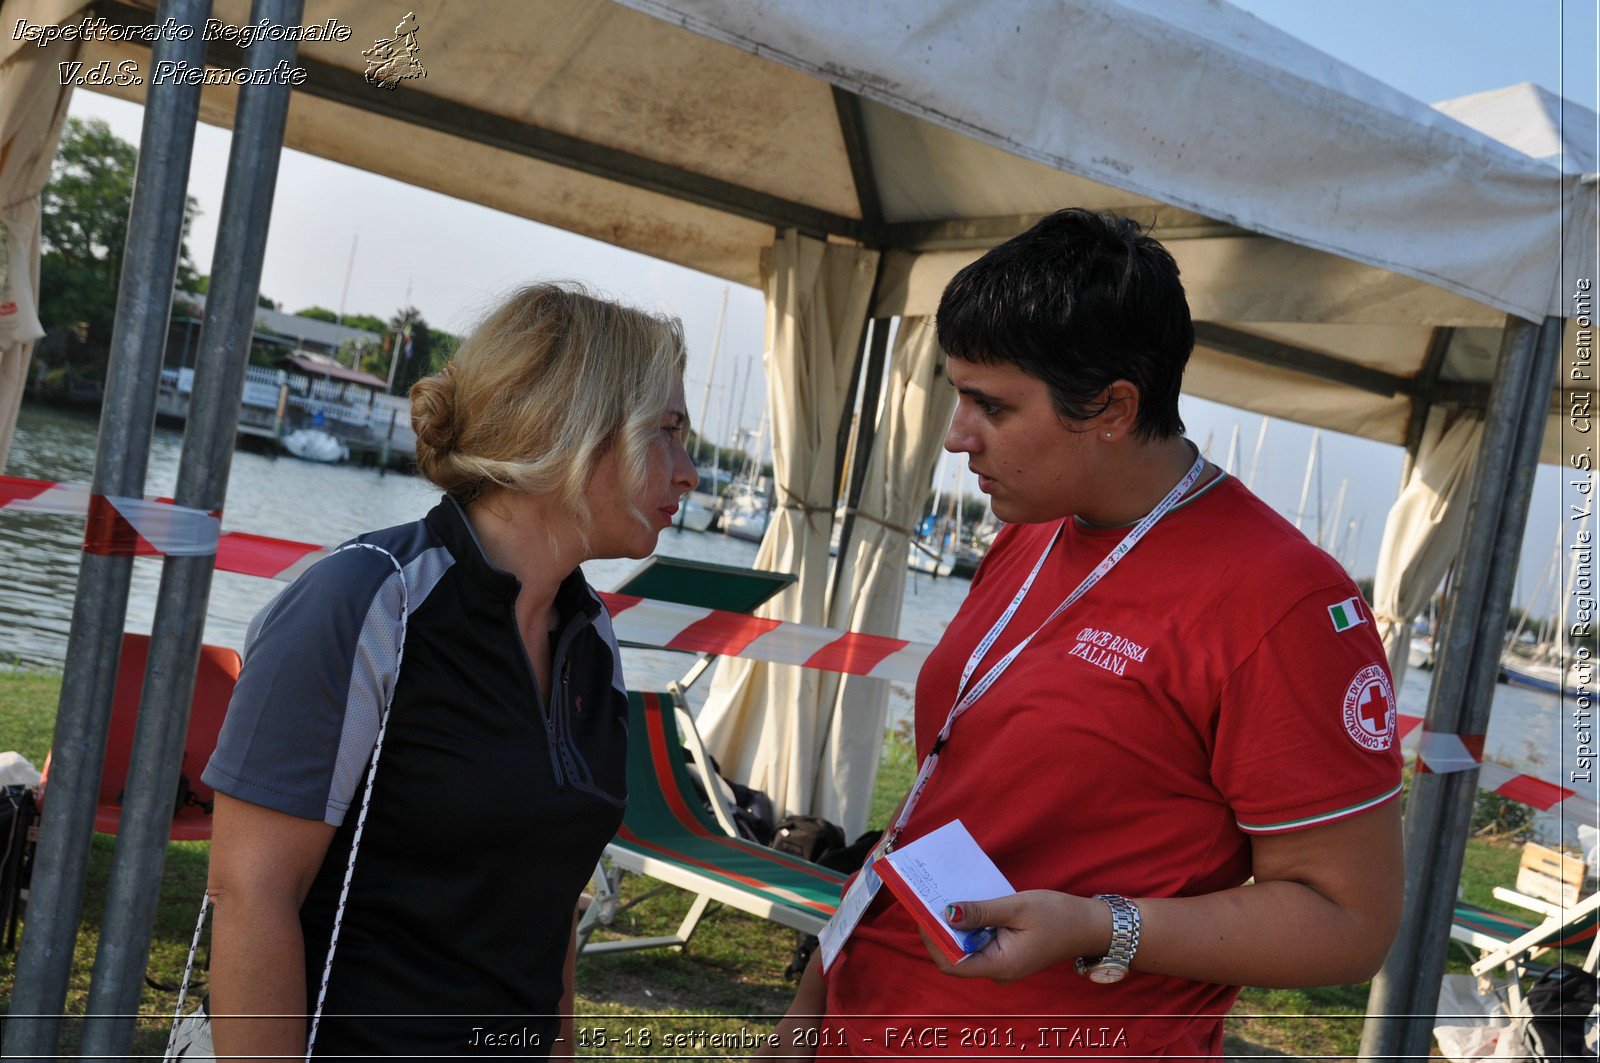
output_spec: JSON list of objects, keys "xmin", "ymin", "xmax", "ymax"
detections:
[{"xmin": 1341, "ymin": 664, "xmax": 1395, "ymax": 751}]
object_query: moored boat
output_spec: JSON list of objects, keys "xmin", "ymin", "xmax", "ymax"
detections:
[
  {"xmin": 676, "ymin": 495, "xmax": 718, "ymax": 533},
  {"xmin": 282, "ymin": 427, "xmax": 349, "ymax": 464},
  {"xmin": 1500, "ymin": 653, "xmax": 1589, "ymax": 698},
  {"xmin": 948, "ymin": 544, "xmax": 984, "ymax": 580},
  {"xmin": 721, "ymin": 484, "xmax": 769, "ymax": 543},
  {"xmin": 907, "ymin": 538, "xmax": 954, "ymax": 578},
  {"xmin": 1407, "ymin": 635, "xmax": 1435, "ymax": 671}
]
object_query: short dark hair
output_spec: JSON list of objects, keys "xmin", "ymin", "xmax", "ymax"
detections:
[{"xmin": 935, "ymin": 208, "xmax": 1194, "ymax": 440}]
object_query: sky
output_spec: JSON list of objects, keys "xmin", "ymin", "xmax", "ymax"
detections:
[{"xmin": 60, "ymin": 0, "xmax": 1600, "ymax": 599}]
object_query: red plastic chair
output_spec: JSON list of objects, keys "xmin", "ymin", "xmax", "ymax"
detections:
[{"xmin": 40, "ymin": 633, "xmax": 241, "ymax": 841}]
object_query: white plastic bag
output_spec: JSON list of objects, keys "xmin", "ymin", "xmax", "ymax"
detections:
[
  {"xmin": 1434, "ymin": 973, "xmax": 1526, "ymax": 1062},
  {"xmin": 165, "ymin": 999, "xmax": 213, "ymax": 1061},
  {"xmin": 0, "ymin": 751, "xmax": 40, "ymax": 788},
  {"xmin": 1578, "ymin": 824, "xmax": 1598, "ymax": 883}
]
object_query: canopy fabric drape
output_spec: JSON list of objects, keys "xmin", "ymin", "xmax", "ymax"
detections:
[
  {"xmin": 1372, "ymin": 406, "xmax": 1483, "ymax": 688},
  {"xmin": 810, "ymin": 317, "xmax": 958, "ymax": 835},
  {"xmin": 0, "ymin": 0, "xmax": 86, "ymax": 468},
  {"xmin": 696, "ymin": 230, "xmax": 878, "ymax": 819}
]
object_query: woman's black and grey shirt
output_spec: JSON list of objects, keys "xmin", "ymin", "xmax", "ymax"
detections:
[{"xmin": 203, "ymin": 496, "xmax": 628, "ymax": 1057}]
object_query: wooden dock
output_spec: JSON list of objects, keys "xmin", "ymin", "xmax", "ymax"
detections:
[{"xmin": 157, "ymin": 366, "xmax": 417, "ymax": 465}]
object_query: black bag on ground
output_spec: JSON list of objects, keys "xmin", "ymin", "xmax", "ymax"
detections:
[
  {"xmin": 1522, "ymin": 962, "xmax": 1599, "ymax": 1063},
  {"xmin": 770, "ymin": 815, "xmax": 846, "ymax": 864},
  {"xmin": 679, "ymin": 747, "xmax": 778, "ymax": 845},
  {"xmin": 818, "ymin": 830, "xmax": 883, "ymax": 876},
  {"xmin": 1, "ymin": 785, "xmax": 39, "ymax": 952},
  {"xmin": 727, "ymin": 781, "xmax": 776, "ymax": 846}
]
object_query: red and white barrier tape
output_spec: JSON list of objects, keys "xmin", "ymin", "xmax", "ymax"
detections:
[
  {"xmin": 1410, "ymin": 725, "xmax": 1484, "ymax": 775},
  {"xmin": 2, "ymin": 476, "xmax": 329, "ymax": 576},
  {"xmin": 602, "ymin": 593, "xmax": 922, "ymax": 681},
  {"xmin": 5, "ymin": 474, "xmax": 1595, "ymax": 825},
  {"xmin": 2, "ymin": 477, "xmax": 220, "ymax": 557},
  {"xmin": 1396, "ymin": 706, "xmax": 1593, "ymax": 825}
]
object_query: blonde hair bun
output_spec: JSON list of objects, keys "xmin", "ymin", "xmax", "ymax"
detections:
[
  {"xmin": 408, "ymin": 282, "xmax": 687, "ymax": 518},
  {"xmin": 409, "ymin": 365, "xmax": 459, "ymax": 467}
]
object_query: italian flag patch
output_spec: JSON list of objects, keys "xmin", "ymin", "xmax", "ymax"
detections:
[{"xmin": 1328, "ymin": 596, "xmax": 1367, "ymax": 632}]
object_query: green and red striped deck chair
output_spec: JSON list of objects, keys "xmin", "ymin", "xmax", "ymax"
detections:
[
  {"xmin": 579, "ymin": 691, "xmax": 846, "ymax": 955},
  {"xmin": 1452, "ymin": 890, "xmax": 1600, "ymax": 1011}
]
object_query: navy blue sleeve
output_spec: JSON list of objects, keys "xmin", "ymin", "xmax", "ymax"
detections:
[{"xmin": 202, "ymin": 545, "xmax": 405, "ymax": 825}]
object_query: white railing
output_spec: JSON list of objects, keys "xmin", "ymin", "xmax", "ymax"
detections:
[{"xmin": 242, "ymin": 365, "xmax": 286, "ymax": 410}]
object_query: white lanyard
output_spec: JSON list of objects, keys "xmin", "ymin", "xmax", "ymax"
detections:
[
  {"xmin": 885, "ymin": 451, "xmax": 1206, "ymax": 850},
  {"xmin": 819, "ymin": 452, "xmax": 1206, "ymax": 971}
]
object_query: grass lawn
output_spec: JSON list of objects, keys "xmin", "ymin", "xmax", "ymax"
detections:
[{"xmin": 0, "ymin": 668, "xmax": 1555, "ymax": 1058}]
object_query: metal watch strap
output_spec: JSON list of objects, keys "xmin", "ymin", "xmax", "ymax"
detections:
[{"xmin": 1074, "ymin": 893, "xmax": 1141, "ymax": 983}]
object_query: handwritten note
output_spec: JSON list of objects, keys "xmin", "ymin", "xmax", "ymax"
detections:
[{"xmin": 877, "ymin": 819, "xmax": 1014, "ymax": 963}]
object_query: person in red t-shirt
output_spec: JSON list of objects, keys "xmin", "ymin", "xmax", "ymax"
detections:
[{"xmin": 759, "ymin": 209, "xmax": 1403, "ymax": 1061}]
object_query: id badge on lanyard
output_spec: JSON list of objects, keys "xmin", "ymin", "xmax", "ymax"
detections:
[{"xmin": 818, "ymin": 454, "xmax": 1205, "ymax": 972}]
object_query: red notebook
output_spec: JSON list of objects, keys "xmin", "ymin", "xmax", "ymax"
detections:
[{"xmin": 875, "ymin": 819, "xmax": 1013, "ymax": 964}]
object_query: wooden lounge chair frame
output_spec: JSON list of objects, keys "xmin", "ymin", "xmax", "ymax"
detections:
[{"xmin": 1451, "ymin": 887, "xmax": 1600, "ymax": 1014}]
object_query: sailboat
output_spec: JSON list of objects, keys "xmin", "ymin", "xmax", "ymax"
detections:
[
  {"xmin": 1499, "ymin": 525, "xmax": 1584, "ymax": 696},
  {"xmin": 282, "ymin": 425, "xmax": 349, "ymax": 463},
  {"xmin": 676, "ymin": 289, "xmax": 730, "ymax": 534},
  {"xmin": 1407, "ymin": 597, "xmax": 1438, "ymax": 671},
  {"xmin": 908, "ymin": 456, "xmax": 960, "ymax": 577},
  {"xmin": 721, "ymin": 480, "xmax": 770, "ymax": 542},
  {"xmin": 949, "ymin": 506, "xmax": 998, "ymax": 580},
  {"xmin": 907, "ymin": 538, "xmax": 954, "ymax": 577},
  {"xmin": 677, "ymin": 497, "xmax": 718, "ymax": 533},
  {"xmin": 721, "ymin": 407, "xmax": 772, "ymax": 543}
]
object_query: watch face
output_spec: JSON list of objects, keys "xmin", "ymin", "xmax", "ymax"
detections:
[{"xmin": 1089, "ymin": 964, "xmax": 1128, "ymax": 985}]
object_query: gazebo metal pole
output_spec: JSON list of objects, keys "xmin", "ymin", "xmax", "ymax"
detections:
[
  {"xmin": 79, "ymin": 3, "xmax": 303, "ymax": 1054},
  {"xmin": 827, "ymin": 316, "xmax": 892, "ymax": 618},
  {"xmin": 6, "ymin": 3, "xmax": 211, "ymax": 1054},
  {"xmin": 831, "ymin": 318, "xmax": 870, "ymax": 506},
  {"xmin": 1361, "ymin": 313, "xmax": 1560, "ymax": 1060}
]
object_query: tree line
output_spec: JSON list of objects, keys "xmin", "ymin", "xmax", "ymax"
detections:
[{"xmin": 37, "ymin": 116, "xmax": 456, "ymax": 398}]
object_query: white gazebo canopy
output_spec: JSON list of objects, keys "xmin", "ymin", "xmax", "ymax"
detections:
[{"xmin": 6, "ymin": 0, "xmax": 1589, "ymax": 458}]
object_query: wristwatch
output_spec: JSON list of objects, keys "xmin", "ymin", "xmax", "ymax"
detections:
[{"xmin": 1074, "ymin": 894, "xmax": 1141, "ymax": 984}]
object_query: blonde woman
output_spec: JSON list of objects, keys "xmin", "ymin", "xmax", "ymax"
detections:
[{"xmin": 202, "ymin": 283, "xmax": 697, "ymax": 1058}]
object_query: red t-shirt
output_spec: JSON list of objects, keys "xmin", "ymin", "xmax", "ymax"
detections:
[{"xmin": 818, "ymin": 473, "xmax": 1402, "ymax": 1060}]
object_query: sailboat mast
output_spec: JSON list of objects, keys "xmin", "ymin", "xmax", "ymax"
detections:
[
  {"xmin": 715, "ymin": 357, "xmax": 748, "ymax": 496},
  {"xmin": 1512, "ymin": 532, "xmax": 1560, "ymax": 655},
  {"xmin": 746, "ymin": 402, "xmax": 770, "ymax": 486},
  {"xmin": 337, "ymin": 232, "xmax": 358, "ymax": 326},
  {"xmin": 695, "ymin": 287, "xmax": 729, "ymax": 466},
  {"xmin": 338, "ymin": 232, "xmax": 359, "ymax": 366},
  {"xmin": 1325, "ymin": 477, "xmax": 1349, "ymax": 552},
  {"xmin": 1295, "ymin": 428, "xmax": 1320, "ymax": 532},
  {"xmin": 1343, "ymin": 514, "xmax": 1363, "ymax": 571},
  {"xmin": 948, "ymin": 460, "xmax": 963, "ymax": 546},
  {"xmin": 737, "ymin": 354, "xmax": 756, "ymax": 441},
  {"xmin": 927, "ymin": 452, "xmax": 946, "ymax": 535},
  {"xmin": 1247, "ymin": 418, "xmax": 1269, "ymax": 489}
]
